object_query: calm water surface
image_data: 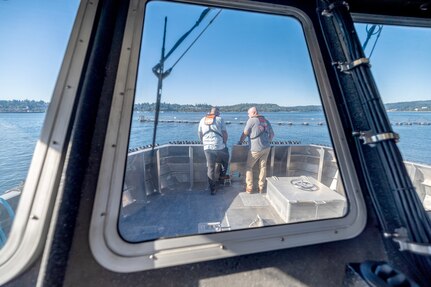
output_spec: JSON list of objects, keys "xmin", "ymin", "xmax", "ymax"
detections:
[{"xmin": 1, "ymin": 111, "xmax": 430, "ymax": 192}]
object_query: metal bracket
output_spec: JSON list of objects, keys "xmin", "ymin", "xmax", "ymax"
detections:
[
  {"xmin": 333, "ymin": 58, "xmax": 369, "ymax": 73},
  {"xmin": 395, "ymin": 239, "xmax": 431, "ymax": 256},
  {"xmin": 353, "ymin": 130, "xmax": 399, "ymax": 146},
  {"xmin": 384, "ymin": 228, "xmax": 431, "ymax": 256},
  {"xmin": 321, "ymin": 1, "xmax": 349, "ymax": 17}
]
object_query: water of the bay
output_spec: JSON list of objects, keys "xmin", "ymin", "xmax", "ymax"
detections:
[{"xmin": 1, "ymin": 111, "xmax": 430, "ymax": 193}]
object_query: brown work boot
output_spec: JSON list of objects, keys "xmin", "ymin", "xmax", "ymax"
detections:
[{"xmin": 245, "ymin": 187, "xmax": 253, "ymax": 194}]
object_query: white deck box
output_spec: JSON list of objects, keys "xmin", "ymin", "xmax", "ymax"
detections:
[{"xmin": 266, "ymin": 176, "xmax": 346, "ymax": 223}]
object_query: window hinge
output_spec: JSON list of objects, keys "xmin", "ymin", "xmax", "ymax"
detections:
[
  {"xmin": 333, "ymin": 58, "xmax": 370, "ymax": 73},
  {"xmin": 352, "ymin": 130, "xmax": 399, "ymax": 146}
]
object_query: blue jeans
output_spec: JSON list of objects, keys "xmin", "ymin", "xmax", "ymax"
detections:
[{"xmin": 204, "ymin": 147, "xmax": 229, "ymax": 191}]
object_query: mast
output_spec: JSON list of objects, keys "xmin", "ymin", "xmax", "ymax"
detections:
[
  {"xmin": 151, "ymin": 17, "xmax": 168, "ymax": 149},
  {"xmin": 149, "ymin": 8, "xmax": 218, "ymax": 150}
]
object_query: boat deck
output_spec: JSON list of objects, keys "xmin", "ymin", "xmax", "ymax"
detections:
[
  {"xmin": 119, "ymin": 179, "xmax": 284, "ymax": 242},
  {"xmin": 118, "ymin": 144, "xmax": 431, "ymax": 243}
]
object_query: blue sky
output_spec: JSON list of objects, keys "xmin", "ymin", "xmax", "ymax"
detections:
[
  {"xmin": 0, "ymin": 0, "xmax": 430, "ymax": 106},
  {"xmin": 356, "ymin": 24, "xmax": 431, "ymax": 104},
  {"xmin": 0, "ymin": 0, "xmax": 80, "ymax": 101},
  {"xmin": 137, "ymin": 2, "xmax": 320, "ymax": 106}
]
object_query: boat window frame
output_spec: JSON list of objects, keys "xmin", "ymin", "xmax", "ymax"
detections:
[
  {"xmin": 351, "ymin": 13, "xmax": 431, "ymax": 28},
  {"xmin": 90, "ymin": 0, "xmax": 366, "ymax": 272},
  {"xmin": 0, "ymin": 1, "xmax": 99, "ymax": 285}
]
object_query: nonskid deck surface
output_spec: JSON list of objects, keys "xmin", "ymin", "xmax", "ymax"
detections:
[{"xmin": 119, "ymin": 180, "xmax": 284, "ymax": 242}]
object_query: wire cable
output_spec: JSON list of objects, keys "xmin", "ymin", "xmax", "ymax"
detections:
[
  {"xmin": 368, "ymin": 25, "xmax": 383, "ymax": 58},
  {"xmin": 167, "ymin": 9, "xmax": 222, "ymax": 72}
]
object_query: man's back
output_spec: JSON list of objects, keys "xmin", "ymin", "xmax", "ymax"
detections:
[
  {"xmin": 245, "ymin": 116, "xmax": 273, "ymax": 152},
  {"xmin": 198, "ymin": 115, "xmax": 226, "ymax": 150}
]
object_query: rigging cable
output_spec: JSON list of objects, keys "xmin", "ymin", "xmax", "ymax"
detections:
[
  {"xmin": 166, "ymin": 9, "xmax": 222, "ymax": 73},
  {"xmin": 161, "ymin": 8, "xmax": 212, "ymax": 63},
  {"xmin": 363, "ymin": 24, "xmax": 383, "ymax": 58}
]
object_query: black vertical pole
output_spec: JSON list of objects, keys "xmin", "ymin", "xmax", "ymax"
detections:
[{"xmin": 151, "ymin": 17, "xmax": 167, "ymax": 148}]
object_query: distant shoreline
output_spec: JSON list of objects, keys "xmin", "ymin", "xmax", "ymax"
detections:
[
  {"xmin": 2, "ymin": 110, "xmax": 431, "ymax": 113},
  {"xmin": 2, "ymin": 111, "xmax": 431, "ymax": 115},
  {"xmin": 0, "ymin": 111, "xmax": 46, "ymax": 113},
  {"xmin": 386, "ymin": 110, "xmax": 431, "ymax": 113},
  {"xmin": 1, "ymin": 99, "xmax": 430, "ymax": 113}
]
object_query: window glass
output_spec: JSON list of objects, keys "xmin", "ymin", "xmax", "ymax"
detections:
[
  {"xmin": 120, "ymin": 1, "xmax": 348, "ymax": 242},
  {"xmin": 0, "ymin": 0, "xmax": 80, "ymax": 248},
  {"xmin": 355, "ymin": 23, "xmax": 431, "ymax": 211}
]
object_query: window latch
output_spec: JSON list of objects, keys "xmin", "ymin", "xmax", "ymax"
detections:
[
  {"xmin": 352, "ymin": 130, "xmax": 400, "ymax": 146},
  {"xmin": 333, "ymin": 58, "xmax": 370, "ymax": 73}
]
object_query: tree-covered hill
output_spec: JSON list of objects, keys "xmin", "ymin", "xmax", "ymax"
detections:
[
  {"xmin": 134, "ymin": 102, "xmax": 323, "ymax": 113},
  {"xmin": 0, "ymin": 100, "xmax": 48, "ymax": 113},
  {"xmin": 134, "ymin": 100, "xmax": 431, "ymax": 112},
  {"xmin": 385, "ymin": 100, "xmax": 431, "ymax": 112},
  {"xmin": 1, "ymin": 99, "xmax": 430, "ymax": 113}
]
